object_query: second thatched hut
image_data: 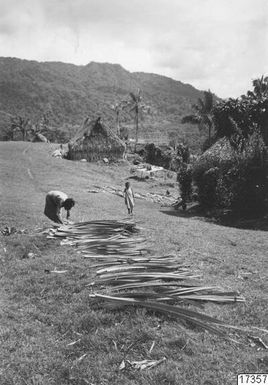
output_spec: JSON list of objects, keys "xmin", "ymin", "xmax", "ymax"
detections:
[{"xmin": 67, "ymin": 117, "xmax": 126, "ymax": 162}]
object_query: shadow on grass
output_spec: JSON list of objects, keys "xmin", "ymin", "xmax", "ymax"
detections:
[
  {"xmin": 160, "ymin": 202, "xmax": 210, "ymax": 219},
  {"xmin": 160, "ymin": 204, "xmax": 268, "ymax": 231},
  {"xmin": 160, "ymin": 208, "xmax": 200, "ymax": 218},
  {"xmin": 219, "ymin": 217, "xmax": 268, "ymax": 231}
]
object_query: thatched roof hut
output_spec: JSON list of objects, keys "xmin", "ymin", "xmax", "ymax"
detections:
[
  {"xmin": 68, "ymin": 117, "xmax": 126, "ymax": 162},
  {"xmin": 192, "ymin": 138, "xmax": 238, "ymax": 189},
  {"xmin": 195, "ymin": 138, "xmax": 237, "ymax": 171}
]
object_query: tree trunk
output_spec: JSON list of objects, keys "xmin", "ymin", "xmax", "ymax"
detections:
[
  {"xmin": 116, "ymin": 111, "xmax": 120, "ymax": 137},
  {"xmin": 134, "ymin": 109, "xmax": 139, "ymax": 152},
  {"xmin": 21, "ymin": 127, "xmax": 26, "ymax": 141}
]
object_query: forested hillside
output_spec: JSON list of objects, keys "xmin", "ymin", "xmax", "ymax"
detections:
[{"xmin": 0, "ymin": 57, "xmax": 207, "ymax": 147}]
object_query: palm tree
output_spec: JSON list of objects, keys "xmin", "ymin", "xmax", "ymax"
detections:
[
  {"xmin": 182, "ymin": 90, "xmax": 214, "ymax": 147},
  {"xmin": 126, "ymin": 89, "xmax": 150, "ymax": 151},
  {"xmin": 253, "ymin": 75, "xmax": 268, "ymax": 98},
  {"xmin": 247, "ymin": 75, "xmax": 268, "ymax": 99},
  {"xmin": 110, "ymin": 101, "xmax": 128, "ymax": 137}
]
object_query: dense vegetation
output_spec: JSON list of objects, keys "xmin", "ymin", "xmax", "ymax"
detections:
[
  {"xmin": 182, "ymin": 77, "xmax": 268, "ymax": 219},
  {"xmin": 0, "ymin": 57, "xmax": 205, "ymax": 148}
]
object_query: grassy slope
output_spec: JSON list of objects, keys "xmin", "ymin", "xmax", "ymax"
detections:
[{"xmin": 0, "ymin": 142, "xmax": 267, "ymax": 385}]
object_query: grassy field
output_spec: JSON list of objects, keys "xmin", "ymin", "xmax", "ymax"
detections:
[{"xmin": 0, "ymin": 141, "xmax": 267, "ymax": 385}]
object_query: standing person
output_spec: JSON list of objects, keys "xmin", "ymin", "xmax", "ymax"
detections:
[
  {"xmin": 44, "ymin": 191, "xmax": 75, "ymax": 224},
  {"xmin": 123, "ymin": 182, "xmax": 135, "ymax": 215}
]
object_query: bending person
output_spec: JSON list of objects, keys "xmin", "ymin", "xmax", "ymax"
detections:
[{"xmin": 44, "ymin": 190, "xmax": 75, "ymax": 224}]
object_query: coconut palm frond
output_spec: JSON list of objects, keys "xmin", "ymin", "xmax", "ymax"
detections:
[
  {"xmin": 128, "ymin": 105, "xmax": 137, "ymax": 113},
  {"xmin": 181, "ymin": 90, "xmax": 214, "ymax": 145},
  {"xmin": 203, "ymin": 90, "xmax": 214, "ymax": 112},
  {"xmin": 51, "ymin": 219, "xmax": 245, "ymax": 338},
  {"xmin": 90, "ymin": 294, "xmax": 230, "ymax": 337},
  {"xmin": 252, "ymin": 75, "xmax": 268, "ymax": 98},
  {"xmin": 51, "ymin": 220, "xmax": 147, "ymax": 257},
  {"xmin": 119, "ymin": 100, "xmax": 130, "ymax": 110},
  {"xmin": 93, "ymin": 264, "xmax": 244, "ymax": 304},
  {"xmin": 197, "ymin": 97, "xmax": 205, "ymax": 111},
  {"xmin": 247, "ymin": 91, "xmax": 255, "ymax": 98},
  {"xmin": 129, "ymin": 92, "xmax": 138, "ymax": 102}
]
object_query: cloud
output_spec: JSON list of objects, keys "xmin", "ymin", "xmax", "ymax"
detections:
[
  {"xmin": 0, "ymin": 0, "xmax": 267, "ymax": 97},
  {"xmin": 146, "ymin": 0, "xmax": 268, "ymax": 96}
]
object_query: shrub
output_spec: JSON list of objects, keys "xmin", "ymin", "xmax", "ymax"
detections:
[
  {"xmin": 216, "ymin": 166, "xmax": 267, "ymax": 217},
  {"xmin": 192, "ymin": 144, "xmax": 228, "ymax": 209},
  {"xmin": 216, "ymin": 134, "xmax": 267, "ymax": 217},
  {"xmin": 144, "ymin": 143, "xmax": 174, "ymax": 169},
  {"xmin": 176, "ymin": 143, "xmax": 190, "ymax": 163},
  {"xmin": 213, "ymin": 92, "xmax": 268, "ymax": 146},
  {"xmin": 197, "ymin": 166, "xmax": 219, "ymax": 208},
  {"xmin": 177, "ymin": 164, "xmax": 193, "ymax": 202},
  {"xmin": 193, "ymin": 132, "xmax": 268, "ymax": 217},
  {"xmin": 192, "ymin": 77, "xmax": 268, "ymax": 217}
]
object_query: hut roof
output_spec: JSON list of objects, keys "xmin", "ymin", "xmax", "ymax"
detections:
[
  {"xmin": 70, "ymin": 117, "xmax": 122, "ymax": 144},
  {"xmin": 68, "ymin": 117, "xmax": 125, "ymax": 162},
  {"xmin": 192, "ymin": 138, "xmax": 237, "ymax": 177},
  {"xmin": 199, "ymin": 138, "xmax": 236, "ymax": 165}
]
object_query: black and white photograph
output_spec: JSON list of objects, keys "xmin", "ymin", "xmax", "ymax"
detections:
[{"xmin": 0, "ymin": 1, "xmax": 267, "ymax": 384}]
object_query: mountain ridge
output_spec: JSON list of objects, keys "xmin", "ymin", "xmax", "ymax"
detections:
[{"xmin": 0, "ymin": 56, "xmax": 207, "ymax": 147}]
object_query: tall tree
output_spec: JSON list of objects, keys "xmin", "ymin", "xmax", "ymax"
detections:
[
  {"xmin": 126, "ymin": 89, "xmax": 149, "ymax": 150},
  {"xmin": 0, "ymin": 110, "xmax": 14, "ymax": 140},
  {"xmin": 213, "ymin": 77, "xmax": 268, "ymax": 146},
  {"xmin": 11, "ymin": 115, "xmax": 30, "ymax": 141},
  {"xmin": 182, "ymin": 90, "xmax": 214, "ymax": 147},
  {"xmin": 110, "ymin": 101, "xmax": 128, "ymax": 137},
  {"xmin": 251, "ymin": 75, "xmax": 268, "ymax": 98}
]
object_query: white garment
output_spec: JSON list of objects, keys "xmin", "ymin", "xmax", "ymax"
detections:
[{"xmin": 124, "ymin": 187, "xmax": 135, "ymax": 212}]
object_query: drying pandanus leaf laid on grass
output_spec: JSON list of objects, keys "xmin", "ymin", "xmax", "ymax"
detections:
[
  {"xmin": 89, "ymin": 255, "xmax": 245, "ymax": 338},
  {"xmin": 49, "ymin": 219, "xmax": 147, "ymax": 257},
  {"xmin": 50, "ymin": 219, "xmax": 247, "ymax": 339}
]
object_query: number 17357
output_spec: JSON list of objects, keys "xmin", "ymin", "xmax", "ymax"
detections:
[{"xmin": 238, "ymin": 374, "xmax": 268, "ymax": 384}]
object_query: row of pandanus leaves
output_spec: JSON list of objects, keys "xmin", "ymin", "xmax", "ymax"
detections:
[{"xmin": 51, "ymin": 219, "xmax": 245, "ymax": 339}]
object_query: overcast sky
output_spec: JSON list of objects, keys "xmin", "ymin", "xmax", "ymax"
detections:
[{"xmin": 0, "ymin": 0, "xmax": 267, "ymax": 98}]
